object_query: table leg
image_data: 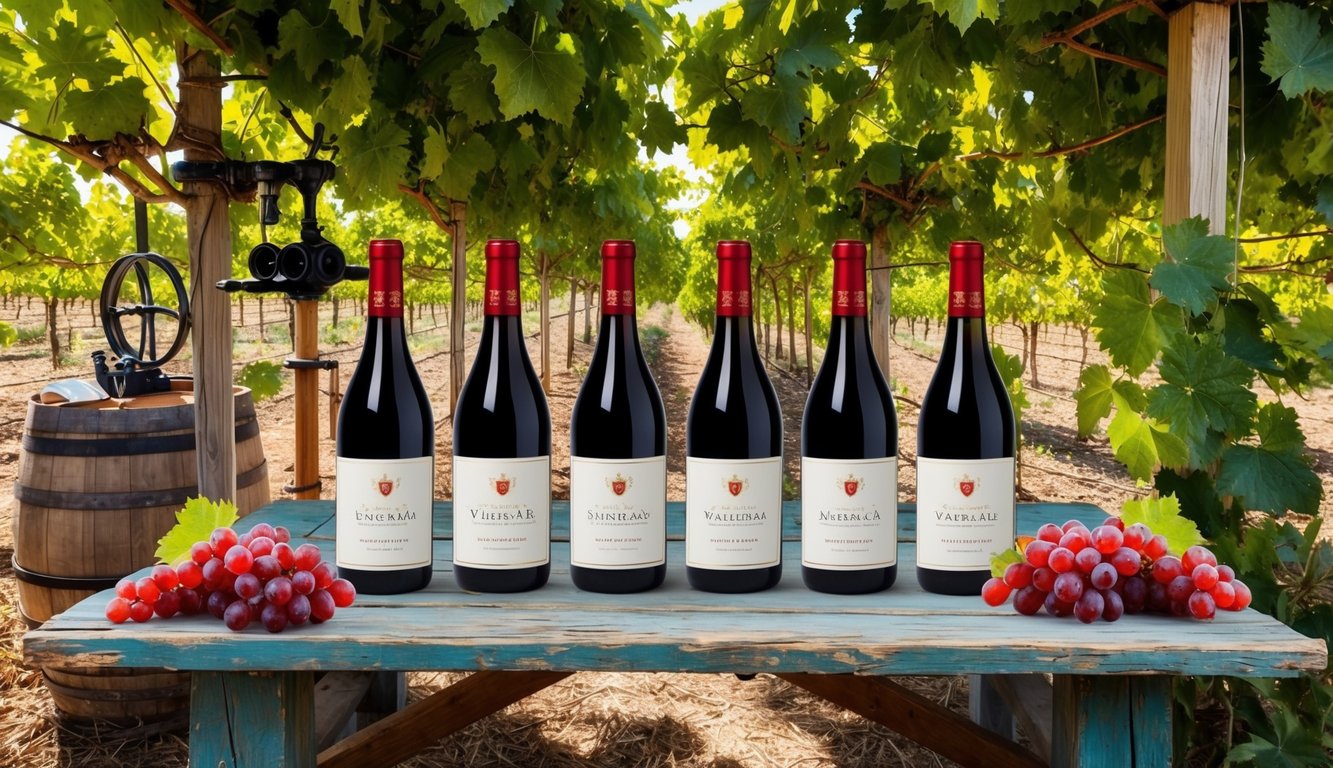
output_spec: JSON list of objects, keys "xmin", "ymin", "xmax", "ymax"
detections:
[
  {"xmin": 190, "ymin": 670, "xmax": 316, "ymax": 768},
  {"xmin": 1052, "ymin": 675, "xmax": 1172, "ymax": 768}
]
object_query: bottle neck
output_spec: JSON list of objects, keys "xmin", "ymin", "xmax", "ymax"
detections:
[
  {"xmin": 484, "ymin": 256, "xmax": 521, "ymax": 317},
  {"xmin": 600, "ymin": 256, "xmax": 636, "ymax": 316},
  {"xmin": 831, "ymin": 255, "xmax": 868, "ymax": 318},
  {"xmin": 715, "ymin": 257, "xmax": 752, "ymax": 318},
  {"xmin": 947, "ymin": 256, "xmax": 985, "ymax": 318},
  {"xmin": 367, "ymin": 258, "xmax": 404, "ymax": 319}
]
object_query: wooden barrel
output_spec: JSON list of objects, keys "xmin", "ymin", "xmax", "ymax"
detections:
[{"xmin": 11, "ymin": 380, "xmax": 269, "ymax": 726}]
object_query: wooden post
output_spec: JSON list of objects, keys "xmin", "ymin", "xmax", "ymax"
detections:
[
  {"xmin": 566, "ymin": 277, "xmax": 576, "ymax": 370},
  {"xmin": 190, "ymin": 671, "xmax": 315, "ymax": 768},
  {"xmin": 291, "ymin": 300, "xmax": 320, "ymax": 499},
  {"xmin": 539, "ymin": 253, "xmax": 551, "ymax": 392},
  {"xmin": 869, "ymin": 223, "xmax": 891, "ymax": 382},
  {"xmin": 1164, "ymin": 2, "xmax": 1229, "ymax": 233},
  {"xmin": 803, "ymin": 268, "xmax": 814, "ymax": 384},
  {"xmin": 449, "ymin": 202, "xmax": 467, "ymax": 411},
  {"xmin": 178, "ymin": 45, "xmax": 235, "ymax": 504}
]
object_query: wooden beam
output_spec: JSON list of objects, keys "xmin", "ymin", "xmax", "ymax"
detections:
[
  {"xmin": 190, "ymin": 671, "xmax": 315, "ymax": 768},
  {"xmin": 989, "ymin": 673, "xmax": 1055, "ymax": 764},
  {"xmin": 291, "ymin": 299, "xmax": 320, "ymax": 499},
  {"xmin": 313, "ymin": 672, "xmax": 374, "ymax": 751},
  {"xmin": 177, "ymin": 46, "xmax": 236, "ymax": 505},
  {"xmin": 317, "ymin": 670, "xmax": 572, "ymax": 768},
  {"xmin": 780, "ymin": 673, "xmax": 1045, "ymax": 768},
  {"xmin": 1164, "ymin": 2, "xmax": 1230, "ymax": 232}
]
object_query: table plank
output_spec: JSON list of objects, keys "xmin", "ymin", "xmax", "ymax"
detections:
[{"xmin": 190, "ymin": 670, "xmax": 314, "ymax": 768}]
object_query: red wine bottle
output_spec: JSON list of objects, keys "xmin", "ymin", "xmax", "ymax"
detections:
[
  {"xmin": 800, "ymin": 240, "xmax": 898, "ymax": 594},
  {"xmin": 452, "ymin": 239, "xmax": 551, "ymax": 593},
  {"xmin": 916, "ymin": 241, "xmax": 1016, "ymax": 596},
  {"xmin": 569, "ymin": 240, "xmax": 667, "ymax": 593},
  {"xmin": 685, "ymin": 240, "xmax": 783, "ymax": 593},
  {"xmin": 336, "ymin": 239, "xmax": 434, "ymax": 595}
]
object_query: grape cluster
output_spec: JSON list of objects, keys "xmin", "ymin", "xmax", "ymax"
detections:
[
  {"xmin": 104, "ymin": 523, "xmax": 356, "ymax": 633},
  {"xmin": 982, "ymin": 517, "xmax": 1252, "ymax": 622}
]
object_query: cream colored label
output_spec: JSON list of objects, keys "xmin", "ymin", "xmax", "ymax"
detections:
[
  {"xmin": 569, "ymin": 455, "xmax": 667, "ymax": 569},
  {"xmin": 801, "ymin": 456, "xmax": 897, "ymax": 570},
  {"xmin": 336, "ymin": 456, "xmax": 434, "ymax": 571},
  {"xmin": 915, "ymin": 457, "xmax": 1015, "ymax": 570},
  {"xmin": 452, "ymin": 455, "xmax": 551, "ymax": 569},
  {"xmin": 685, "ymin": 456, "xmax": 782, "ymax": 569}
]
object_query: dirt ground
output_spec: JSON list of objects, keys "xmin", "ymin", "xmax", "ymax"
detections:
[{"xmin": 0, "ymin": 295, "xmax": 1328, "ymax": 767}]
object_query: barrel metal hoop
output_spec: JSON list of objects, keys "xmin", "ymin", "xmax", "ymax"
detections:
[
  {"xmin": 11, "ymin": 555, "xmax": 124, "ymax": 591},
  {"xmin": 15, "ymin": 482, "xmax": 203, "ymax": 510},
  {"xmin": 22, "ymin": 419, "xmax": 259, "ymax": 457}
]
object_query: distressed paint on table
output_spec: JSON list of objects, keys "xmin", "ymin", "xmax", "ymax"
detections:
[
  {"xmin": 190, "ymin": 670, "xmax": 315, "ymax": 768},
  {"xmin": 23, "ymin": 501, "xmax": 1327, "ymax": 768}
]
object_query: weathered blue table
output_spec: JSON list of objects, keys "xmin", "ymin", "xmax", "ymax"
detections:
[{"xmin": 23, "ymin": 501, "xmax": 1326, "ymax": 768}]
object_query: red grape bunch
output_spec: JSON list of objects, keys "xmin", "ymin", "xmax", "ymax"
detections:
[
  {"xmin": 982, "ymin": 517, "xmax": 1252, "ymax": 622},
  {"xmin": 104, "ymin": 523, "xmax": 357, "ymax": 633}
]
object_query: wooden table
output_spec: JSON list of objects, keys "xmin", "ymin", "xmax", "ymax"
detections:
[{"xmin": 24, "ymin": 500, "xmax": 1326, "ymax": 768}]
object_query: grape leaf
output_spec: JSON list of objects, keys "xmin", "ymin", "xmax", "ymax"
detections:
[
  {"xmin": 477, "ymin": 27, "xmax": 585, "ymax": 125},
  {"xmin": 322, "ymin": 56, "xmax": 373, "ymax": 126},
  {"xmin": 678, "ymin": 50, "xmax": 730, "ymax": 114},
  {"xmin": 330, "ymin": 0, "xmax": 364, "ymax": 37},
  {"xmin": 1094, "ymin": 269, "xmax": 1179, "ymax": 377},
  {"xmin": 863, "ymin": 142, "xmax": 903, "ymax": 186},
  {"xmin": 1120, "ymin": 495, "xmax": 1203, "ymax": 556},
  {"xmin": 154, "ymin": 497, "xmax": 240, "ymax": 566},
  {"xmin": 1217, "ymin": 404, "xmax": 1323, "ymax": 515},
  {"xmin": 32, "ymin": 20, "xmax": 122, "ymax": 86},
  {"xmin": 63, "ymin": 80, "xmax": 153, "ymax": 138},
  {"xmin": 1074, "ymin": 364, "xmax": 1112, "ymax": 439},
  {"xmin": 1219, "ymin": 300, "xmax": 1283, "ymax": 374},
  {"xmin": 278, "ymin": 9, "xmax": 330, "ymax": 80},
  {"xmin": 1317, "ymin": 178, "xmax": 1333, "ymax": 227},
  {"xmin": 448, "ymin": 59, "xmax": 501, "ymax": 126},
  {"xmin": 421, "ymin": 125, "xmax": 448, "ymax": 181},
  {"xmin": 640, "ymin": 100, "xmax": 686, "ymax": 156},
  {"xmin": 338, "ymin": 117, "xmax": 411, "ymax": 205},
  {"xmin": 457, "ymin": 0, "xmax": 513, "ymax": 29},
  {"xmin": 1107, "ymin": 396, "xmax": 1188, "ymax": 481},
  {"xmin": 741, "ymin": 79, "xmax": 806, "ymax": 146},
  {"xmin": 928, "ymin": 0, "xmax": 998, "ymax": 34},
  {"xmin": 1261, "ymin": 2, "xmax": 1333, "ymax": 98},
  {"xmin": 1146, "ymin": 339, "xmax": 1257, "ymax": 450},
  {"xmin": 990, "ymin": 546, "xmax": 1022, "ymax": 578},
  {"xmin": 236, "ymin": 361, "xmax": 283, "ymax": 402},
  {"xmin": 433, "ymin": 133, "xmax": 496, "ymax": 201},
  {"xmin": 1151, "ymin": 218, "xmax": 1233, "ymax": 317}
]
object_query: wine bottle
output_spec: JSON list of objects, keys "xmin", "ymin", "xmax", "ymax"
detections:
[
  {"xmin": 569, "ymin": 240, "xmax": 667, "ymax": 593},
  {"xmin": 336, "ymin": 239, "xmax": 434, "ymax": 595},
  {"xmin": 916, "ymin": 240, "xmax": 1016, "ymax": 596},
  {"xmin": 685, "ymin": 240, "xmax": 783, "ymax": 593},
  {"xmin": 800, "ymin": 240, "xmax": 898, "ymax": 594},
  {"xmin": 452, "ymin": 239, "xmax": 552, "ymax": 593}
]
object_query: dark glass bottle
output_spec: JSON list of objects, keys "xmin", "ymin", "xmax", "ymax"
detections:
[
  {"xmin": 915, "ymin": 241, "xmax": 1016, "ymax": 596},
  {"xmin": 685, "ymin": 240, "xmax": 783, "ymax": 593},
  {"xmin": 569, "ymin": 240, "xmax": 667, "ymax": 593},
  {"xmin": 801, "ymin": 240, "xmax": 898, "ymax": 594},
  {"xmin": 336, "ymin": 239, "xmax": 434, "ymax": 595},
  {"xmin": 452, "ymin": 239, "xmax": 551, "ymax": 593}
]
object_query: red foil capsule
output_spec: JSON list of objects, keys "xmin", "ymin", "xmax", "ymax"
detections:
[
  {"xmin": 947, "ymin": 240, "xmax": 986, "ymax": 319},
  {"xmin": 484, "ymin": 239, "xmax": 522, "ymax": 316},
  {"xmin": 600, "ymin": 240, "xmax": 636, "ymax": 316},
  {"xmin": 830, "ymin": 240, "xmax": 868, "ymax": 318},
  {"xmin": 366, "ymin": 239, "xmax": 404, "ymax": 319},
  {"xmin": 714, "ymin": 240, "xmax": 752, "ymax": 317}
]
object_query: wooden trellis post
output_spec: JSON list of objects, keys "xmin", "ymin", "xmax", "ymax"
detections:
[{"xmin": 1164, "ymin": 2, "xmax": 1230, "ymax": 232}]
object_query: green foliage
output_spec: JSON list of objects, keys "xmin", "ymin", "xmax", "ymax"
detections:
[
  {"xmin": 640, "ymin": 322, "xmax": 668, "ymax": 371},
  {"xmin": 1262, "ymin": 2, "xmax": 1333, "ymax": 98},
  {"xmin": 1119, "ymin": 496, "xmax": 1203, "ymax": 558},
  {"xmin": 236, "ymin": 360, "xmax": 284, "ymax": 402},
  {"xmin": 153, "ymin": 497, "xmax": 239, "ymax": 566},
  {"xmin": 0, "ymin": 321, "xmax": 16, "ymax": 347}
]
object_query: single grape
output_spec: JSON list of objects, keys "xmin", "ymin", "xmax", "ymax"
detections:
[
  {"xmin": 1211, "ymin": 580, "xmax": 1236, "ymax": 609},
  {"xmin": 981, "ymin": 577, "xmax": 1011, "ymax": 606},
  {"xmin": 1121, "ymin": 575, "xmax": 1148, "ymax": 614},
  {"xmin": 209, "ymin": 527, "xmax": 238, "ymax": 554},
  {"xmin": 135, "ymin": 577, "xmax": 161, "ymax": 605},
  {"xmin": 1101, "ymin": 589, "xmax": 1125, "ymax": 622},
  {"xmin": 115, "ymin": 577, "xmax": 137, "ymax": 601},
  {"xmin": 1032, "ymin": 566, "xmax": 1057, "ymax": 593},
  {"xmin": 1167, "ymin": 575, "xmax": 1195, "ymax": 604},
  {"xmin": 1013, "ymin": 586, "xmax": 1046, "ymax": 615},
  {"xmin": 105, "ymin": 596, "xmax": 132, "ymax": 623},
  {"xmin": 1192, "ymin": 563, "xmax": 1219, "ymax": 591},
  {"xmin": 223, "ymin": 600, "xmax": 251, "ymax": 631},
  {"xmin": 1074, "ymin": 547, "xmax": 1102, "ymax": 575},
  {"xmin": 202, "ymin": 557, "xmax": 227, "ymax": 590},
  {"xmin": 251, "ymin": 555, "xmax": 282, "ymax": 581},
  {"xmin": 1146, "ymin": 581, "xmax": 1170, "ymax": 613},
  {"xmin": 1092, "ymin": 526, "xmax": 1124, "ymax": 554},
  {"xmin": 1181, "ymin": 545, "xmax": 1217, "ymax": 573},
  {"xmin": 1230, "ymin": 580, "xmax": 1252, "ymax": 611},
  {"xmin": 1003, "ymin": 562, "xmax": 1034, "ymax": 589},
  {"xmin": 224, "ymin": 544, "xmax": 255, "ymax": 576},
  {"xmin": 291, "ymin": 570, "xmax": 316, "ymax": 596},
  {"xmin": 265, "ymin": 576, "xmax": 294, "ymax": 607},
  {"xmin": 206, "ymin": 590, "xmax": 232, "ymax": 620},
  {"xmin": 1061, "ymin": 519, "xmax": 1088, "ymax": 534},
  {"xmin": 248, "ymin": 522, "xmax": 277, "ymax": 541},
  {"xmin": 235, "ymin": 572, "xmax": 262, "ymax": 600},
  {"xmin": 312, "ymin": 561, "xmax": 337, "ymax": 590},
  {"xmin": 1053, "ymin": 571, "xmax": 1085, "ymax": 603},
  {"xmin": 248, "ymin": 536, "xmax": 276, "ymax": 558},
  {"xmin": 179, "ymin": 587, "xmax": 204, "ymax": 615},
  {"xmin": 1168, "ymin": 599, "xmax": 1189, "ymax": 617},
  {"xmin": 129, "ymin": 599, "xmax": 154, "ymax": 623},
  {"xmin": 286, "ymin": 593, "xmax": 312, "ymax": 625},
  {"xmin": 328, "ymin": 578, "xmax": 357, "ymax": 608},
  {"xmin": 1090, "ymin": 562, "xmax": 1118, "ymax": 590},
  {"xmin": 191, "ymin": 541, "xmax": 215, "ymax": 565},
  {"xmin": 1044, "ymin": 592, "xmax": 1074, "ymax": 617},
  {"xmin": 152, "ymin": 563, "xmax": 180, "ymax": 592},
  {"xmin": 272, "ymin": 542, "xmax": 296, "ymax": 571},
  {"xmin": 309, "ymin": 589, "xmax": 336, "ymax": 623},
  {"xmin": 177, "ymin": 560, "xmax": 204, "ymax": 590},
  {"xmin": 294, "ymin": 543, "xmax": 323, "ymax": 572},
  {"xmin": 1217, "ymin": 564, "xmax": 1236, "ymax": 583},
  {"xmin": 1058, "ymin": 529, "xmax": 1090, "ymax": 553},
  {"xmin": 1036, "ymin": 523, "xmax": 1064, "ymax": 543},
  {"xmin": 1152, "ymin": 556, "xmax": 1184, "ymax": 584},
  {"xmin": 1048, "ymin": 547, "xmax": 1077, "ymax": 574},
  {"xmin": 1143, "ymin": 535, "xmax": 1169, "ymax": 560},
  {"xmin": 1122, "ymin": 523, "xmax": 1152, "ymax": 552},
  {"xmin": 238, "ymin": 532, "xmax": 254, "ymax": 548},
  {"xmin": 261, "ymin": 603, "xmax": 289, "ymax": 634},
  {"xmin": 1100, "ymin": 516, "xmax": 1125, "ymax": 531},
  {"xmin": 273, "ymin": 526, "xmax": 292, "ymax": 544},
  {"xmin": 153, "ymin": 589, "xmax": 181, "ymax": 619},
  {"xmin": 1110, "ymin": 547, "xmax": 1142, "ymax": 577},
  {"xmin": 1024, "ymin": 539, "xmax": 1056, "ymax": 568},
  {"xmin": 1074, "ymin": 590, "xmax": 1105, "ymax": 624},
  {"xmin": 1188, "ymin": 590, "xmax": 1216, "ymax": 620}
]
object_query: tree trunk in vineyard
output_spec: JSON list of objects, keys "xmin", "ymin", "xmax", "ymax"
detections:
[
  {"xmin": 1080, "ymin": 326, "xmax": 1089, "ymax": 369},
  {"xmin": 332, "ymin": 297, "xmax": 339, "ymax": 328},
  {"xmin": 449, "ymin": 201, "xmax": 467, "ymax": 411},
  {"xmin": 922, "ymin": 318, "xmax": 930, "ymax": 341},
  {"xmin": 786, "ymin": 277, "xmax": 797, "ymax": 371},
  {"xmin": 238, "ymin": 297, "xmax": 245, "ymax": 326},
  {"xmin": 258, "ymin": 297, "xmax": 266, "ymax": 342},
  {"xmin": 869, "ymin": 224, "xmax": 891, "ymax": 383},
  {"xmin": 46, "ymin": 297, "xmax": 59, "ymax": 370},
  {"xmin": 430, "ymin": 303, "xmax": 436, "ymax": 324},
  {"xmin": 408, "ymin": 302, "xmax": 415, "ymax": 335},
  {"xmin": 539, "ymin": 254, "xmax": 551, "ymax": 393},
  {"xmin": 566, "ymin": 278, "xmax": 576, "ymax": 370},
  {"xmin": 583, "ymin": 284, "xmax": 593, "ymax": 343},
  {"xmin": 803, "ymin": 269, "xmax": 813, "ymax": 384},
  {"xmin": 1028, "ymin": 321, "xmax": 1040, "ymax": 388},
  {"xmin": 1018, "ymin": 323, "xmax": 1030, "ymax": 372},
  {"xmin": 288, "ymin": 299, "xmax": 296, "ymax": 344},
  {"xmin": 771, "ymin": 273, "xmax": 783, "ymax": 361}
]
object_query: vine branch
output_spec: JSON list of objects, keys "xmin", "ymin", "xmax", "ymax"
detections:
[
  {"xmin": 1040, "ymin": 0, "xmax": 1168, "ymax": 78},
  {"xmin": 1064, "ymin": 226, "xmax": 1150, "ymax": 273},
  {"xmin": 164, "ymin": 0, "xmax": 234, "ymax": 56}
]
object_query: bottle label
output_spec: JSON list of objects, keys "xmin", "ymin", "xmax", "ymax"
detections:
[
  {"xmin": 685, "ymin": 456, "xmax": 782, "ymax": 569},
  {"xmin": 915, "ymin": 457, "xmax": 1015, "ymax": 570},
  {"xmin": 452, "ymin": 455, "xmax": 551, "ymax": 569},
  {"xmin": 800, "ymin": 456, "xmax": 897, "ymax": 570},
  {"xmin": 335, "ymin": 456, "xmax": 434, "ymax": 571},
  {"xmin": 569, "ymin": 455, "xmax": 666, "ymax": 569}
]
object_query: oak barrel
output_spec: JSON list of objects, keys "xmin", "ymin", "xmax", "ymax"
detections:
[{"xmin": 11, "ymin": 380, "xmax": 269, "ymax": 725}]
